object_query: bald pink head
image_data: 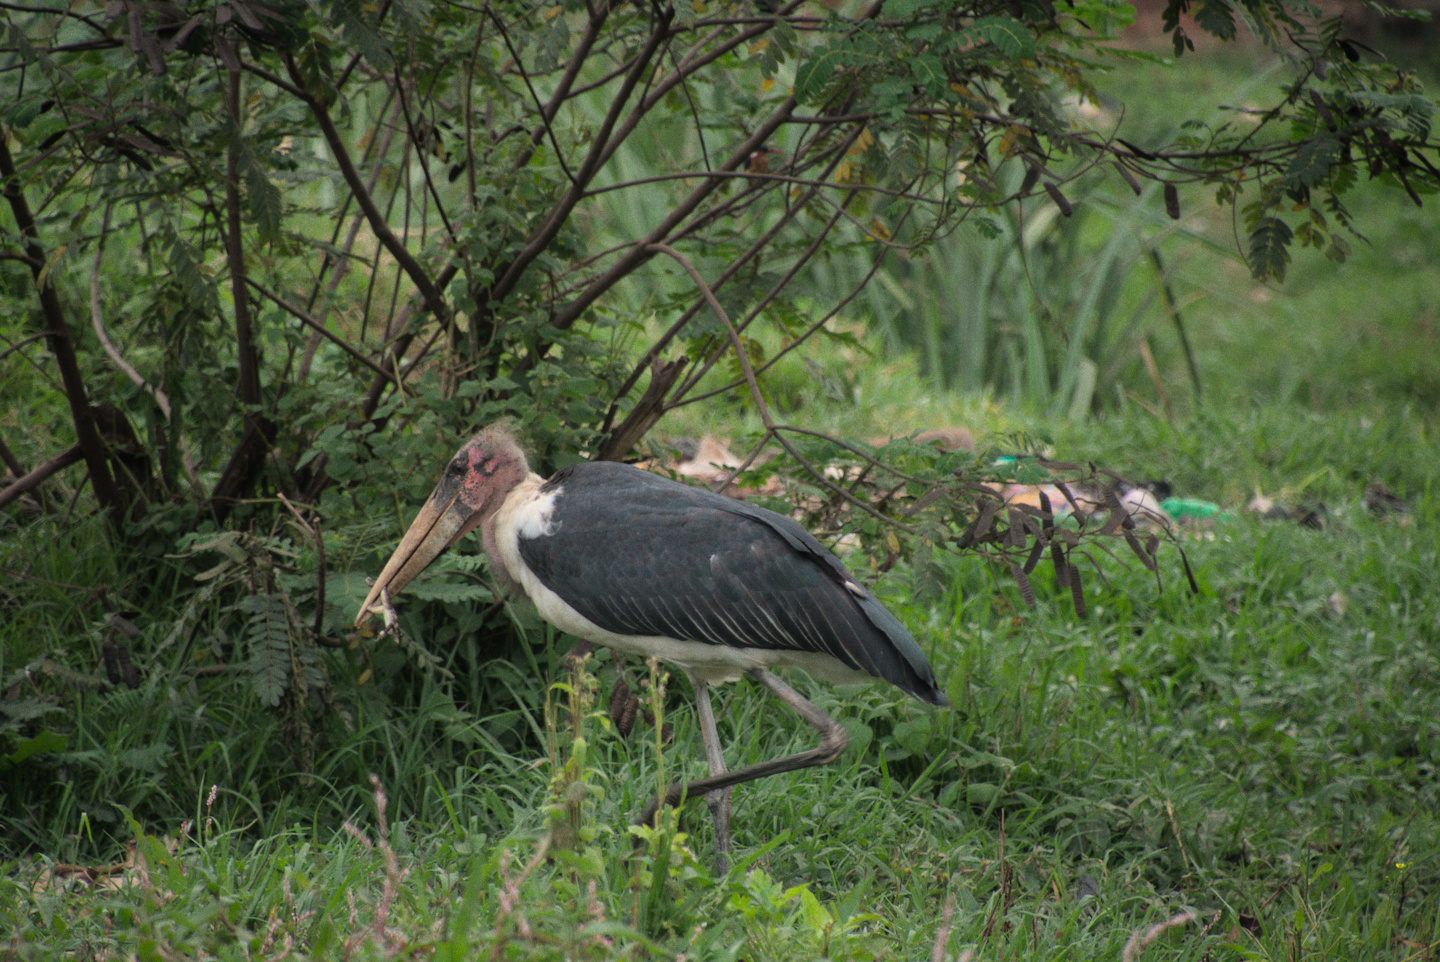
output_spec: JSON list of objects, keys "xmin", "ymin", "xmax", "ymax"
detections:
[{"xmin": 355, "ymin": 425, "xmax": 530, "ymax": 626}]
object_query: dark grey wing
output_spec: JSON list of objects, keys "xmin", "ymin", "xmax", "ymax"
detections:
[{"xmin": 518, "ymin": 461, "xmax": 946, "ymax": 705}]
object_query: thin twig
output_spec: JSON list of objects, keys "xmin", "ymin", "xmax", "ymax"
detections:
[
  {"xmin": 90, "ymin": 203, "xmax": 176, "ymax": 421},
  {"xmin": 0, "ymin": 565, "xmax": 107, "ymax": 595},
  {"xmin": 486, "ymin": 8, "xmax": 577, "ymax": 185},
  {"xmin": 285, "ymin": 51, "xmax": 450, "ymax": 326},
  {"xmin": 646, "ymin": 243, "xmax": 900, "ymax": 527},
  {"xmin": 246, "ymin": 279, "xmax": 408, "ymax": 388},
  {"xmin": 0, "ymin": 332, "xmax": 47, "ymax": 362},
  {"xmin": 585, "ymin": 168, "xmax": 941, "ymax": 205},
  {"xmin": 0, "ymin": 133, "xmax": 123, "ymax": 524}
]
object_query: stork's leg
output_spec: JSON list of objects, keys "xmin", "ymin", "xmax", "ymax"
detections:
[
  {"xmin": 639, "ymin": 668, "xmax": 848, "ymax": 833},
  {"xmin": 692, "ymin": 678, "xmax": 733, "ymax": 874}
]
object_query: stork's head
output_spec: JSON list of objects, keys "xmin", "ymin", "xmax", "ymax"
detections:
[{"xmin": 355, "ymin": 426, "xmax": 529, "ymax": 627}]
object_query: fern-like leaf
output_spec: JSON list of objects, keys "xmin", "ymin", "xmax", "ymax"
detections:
[
  {"xmin": 242, "ymin": 592, "xmax": 292, "ymax": 707},
  {"xmin": 408, "ymin": 580, "xmax": 495, "ymax": 604},
  {"xmin": 1247, "ymin": 216, "xmax": 1293, "ymax": 281}
]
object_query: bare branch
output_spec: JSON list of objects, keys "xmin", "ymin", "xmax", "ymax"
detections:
[
  {"xmin": 488, "ymin": 11, "xmax": 674, "ymax": 304},
  {"xmin": 0, "ymin": 132, "xmax": 125, "ymax": 526},
  {"xmin": 535, "ymin": 96, "xmax": 797, "ymax": 344},
  {"xmin": 285, "ymin": 51, "xmax": 451, "ymax": 326},
  {"xmin": 246, "ymin": 279, "xmax": 409, "ymax": 389},
  {"xmin": 0, "ymin": 445, "xmax": 82, "ymax": 512},
  {"xmin": 597, "ymin": 356, "xmax": 688, "ymax": 461},
  {"xmin": 583, "ymin": 169, "xmax": 941, "ymax": 206},
  {"xmin": 209, "ymin": 65, "xmax": 275, "ymax": 523},
  {"xmin": 298, "ymin": 97, "xmax": 404, "ymax": 383},
  {"xmin": 0, "ymin": 332, "xmax": 47, "ymax": 362},
  {"xmin": 486, "ymin": 7, "xmax": 576, "ymax": 185}
]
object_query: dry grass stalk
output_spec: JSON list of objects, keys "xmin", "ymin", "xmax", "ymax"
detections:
[{"xmin": 1121, "ymin": 911, "xmax": 1198, "ymax": 962}]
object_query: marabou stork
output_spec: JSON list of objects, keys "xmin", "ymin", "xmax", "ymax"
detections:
[{"xmin": 356, "ymin": 425, "xmax": 948, "ymax": 869}]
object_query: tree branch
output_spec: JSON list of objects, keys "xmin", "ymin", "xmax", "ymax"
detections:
[
  {"xmin": 487, "ymin": 10, "xmax": 673, "ymax": 304},
  {"xmin": 246, "ymin": 278, "xmax": 408, "ymax": 388},
  {"xmin": 90, "ymin": 203, "xmax": 172, "ymax": 420},
  {"xmin": 297, "ymin": 97, "xmax": 404, "ymax": 383},
  {"xmin": 208, "ymin": 65, "xmax": 275, "ymax": 523},
  {"xmin": 0, "ymin": 133, "xmax": 125, "ymax": 526},
  {"xmin": 533, "ymin": 96, "xmax": 797, "ymax": 346},
  {"xmin": 646, "ymin": 243, "xmax": 898, "ymax": 526},
  {"xmin": 598, "ymin": 162, "xmax": 837, "ymax": 426},
  {"xmin": 285, "ymin": 51, "xmax": 450, "ymax": 326},
  {"xmin": 596, "ymin": 355, "xmax": 688, "ymax": 461},
  {"xmin": 0, "ymin": 445, "xmax": 82, "ymax": 512}
]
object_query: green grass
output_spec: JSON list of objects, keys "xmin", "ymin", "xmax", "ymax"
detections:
[{"xmin": 5, "ymin": 402, "xmax": 1438, "ymax": 959}]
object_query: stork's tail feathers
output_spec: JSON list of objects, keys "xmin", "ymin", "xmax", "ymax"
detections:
[{"xmin": 854, "ymin": 594, "xmax": 949, "ymax": 706}]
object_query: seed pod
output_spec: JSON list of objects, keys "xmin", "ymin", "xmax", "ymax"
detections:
[
  {"xmin": 610, "ymin": 678, "xmax": 635, "ymax": 736},
  {"xmin": 116, "ymin": 643, "xmax": 140, "ymax": 690},
  {"xmin": 1124, "ymin": 530, "xmax": 1157, "ymax": 571},
  {"xmin": 1022, "ymin": 533, "xmax": 1045, "ymax": 574},
  {"xmin": 1045, "ymin": 181, "xmax": 1074, "ymax": 217},
  {"xmin": 1011, "ymin": 563, "xmax": 1037, "ymax": 608},
  {"xmin": 1068, "ymin": 563, "xmax": 1087, "ymax": 618},
  {"xmin": 960, "ymin": 499, "xmax": 1000, "ymax": 548},
  {"xmin": 1179, "ymin": 547, "xmax": 1200, "ymax": 594},
  {"xmin": 1020, "ymin": 162, "xmax": 1041, "ymax": 195},
  {"xmin": 1164, "ymin": 183, "xmax": 1181, "ymax": 220},
  {"xmin": 1054, "ymin": 482, "xmax": 1082, "ymax": 515},
  {"xmin": 102, "ymin": 641, "xmax": 122, "ymax": 687},
  {"xmin": 1114, "ymin": 161, "xmax": 1142, "ymax": 196},
  {"xmin": 1006, "ymin": 508, "xmax": 1027, "ymax": 549}
]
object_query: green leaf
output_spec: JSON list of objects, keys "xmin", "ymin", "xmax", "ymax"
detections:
[
  {"xmin": 0, "ymin": 730, "xmax": 70, "ymax": 773},
  {"xmin": 892, "ymin": 717, "xmax": 932, "ymax": 754},
  {"xmin": 408, "ymin": 580, "xmax": 494, "ymax": 604},
  {"xmin": 327, "ymin": 0, "xmax": 387, "ymax": 66},
  {"xmin": 165, "ymin": 231, "xmax": 218, "ymax": 314},
  {"xmin": 886, "ymin": 0, "xmax": 933, "ymax": 14},
  {"xmin": 1284, "ymin": 136, "xmax": 1340, "ymax": 191},
  {"xmin": 1247, "ymin": 216, "xmax": 1293, "ymax": 281},
  {"xmin": 241, "ymin": 150, "xmax": 284, "ymax": 244},
  {"xmin": 798, "ymin": 887, "xmax": 832, "ymax": 931},
  {"xmin": 1356, "ymin": 0, "xmax": 1431, "ymax": 19},
  {"xmin": 242, "ymin": 592, "xmax": 292, "ymax": 707},
  {"xmin": 966, "ymin": 782, "xmax": 1000, "ymax": 806},
  {"xmin": 965, "ymin": 16, "xmax": 1035, "ymax": 59},
  {"xmin": 910, "ymin": 54, "xmax": 947, "ymax": 97},
  {"xmin": 795, "ymin": 46, "xmax": 847, "ymax": 103},
  {"xmin": 1193, "ymin": 0, "xmax": 1236, "ymax": 39}
]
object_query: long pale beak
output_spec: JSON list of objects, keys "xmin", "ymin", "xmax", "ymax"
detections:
[{"xmin": 355, "ymin": 483, "xmax": 483, "ymax": 627}]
